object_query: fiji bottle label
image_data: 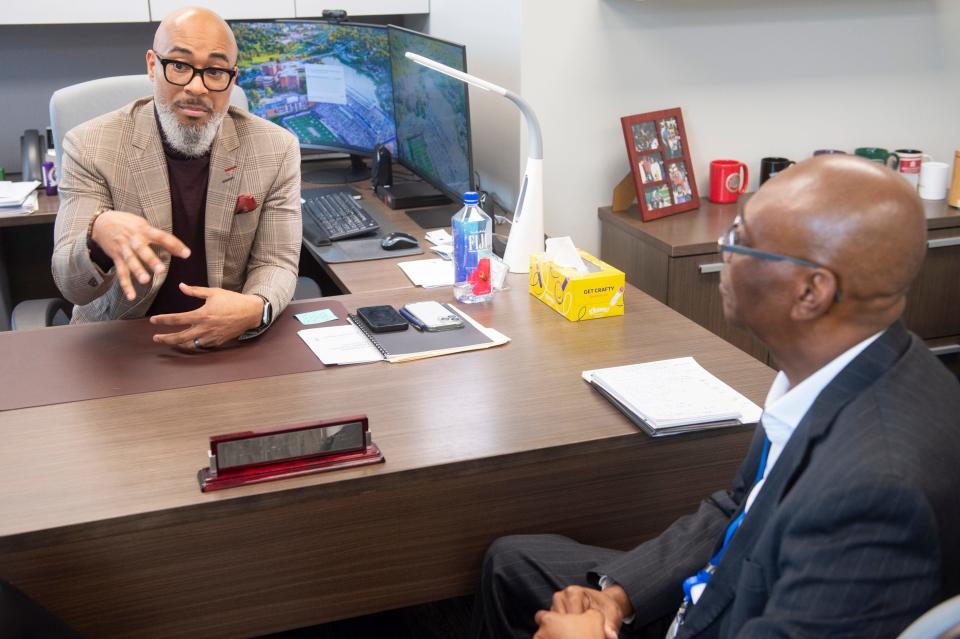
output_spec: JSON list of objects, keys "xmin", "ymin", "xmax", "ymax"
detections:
[{"xmin": 454, "ymin": 223, "xmax": 488, "ymax": 276}]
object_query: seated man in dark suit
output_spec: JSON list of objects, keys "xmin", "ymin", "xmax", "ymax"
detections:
[{"xmin": 474, "ymin": 155, "xmax": 960, "ymax": 638}]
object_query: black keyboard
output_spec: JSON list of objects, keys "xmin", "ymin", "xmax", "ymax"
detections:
[{"xmin": 302, "ymin": 191, "xmax": 379, "ymax": 245}]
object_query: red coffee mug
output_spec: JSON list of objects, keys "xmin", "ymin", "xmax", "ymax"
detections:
[{"xmin": 709, "ymin": 159, "xmax": 749, "ymax": 203}]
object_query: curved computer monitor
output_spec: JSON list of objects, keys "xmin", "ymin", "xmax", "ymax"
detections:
[
  {"xmin": 388, "ymin": 25, "xmax": 474, "ymax": 202},
  {"xmin": 233, "ymin": 20, "xmax": 398, "ymax": 159}
]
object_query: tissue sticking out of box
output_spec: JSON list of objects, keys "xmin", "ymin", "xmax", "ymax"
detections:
[{"xmin": 545, "ymin": 237, "xmax": 589, "ymax": 273}]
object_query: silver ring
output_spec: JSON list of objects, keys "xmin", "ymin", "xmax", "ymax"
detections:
[{"xmin": 193, "ymin": 337, "xmax": 203, "ymax": 349}]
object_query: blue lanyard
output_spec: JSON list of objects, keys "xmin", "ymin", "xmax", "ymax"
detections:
[{"xmin": 681, "ymin": 437, "xmax": 770, "ymax": 609}]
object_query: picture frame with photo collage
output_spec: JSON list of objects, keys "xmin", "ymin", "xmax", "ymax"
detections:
[{"xmin": 620, "ymin": 108, "xmax": 699, "ymax": 221}]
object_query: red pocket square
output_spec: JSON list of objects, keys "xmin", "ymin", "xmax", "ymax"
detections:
[{"xmin": 235, "ymin": 194, "xmax": 257, "ymax": 214}]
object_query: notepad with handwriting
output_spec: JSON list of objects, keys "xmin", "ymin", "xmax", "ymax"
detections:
[{"xmin": 582, "ymin": 357, "xmax": 762, "ymax": 437}]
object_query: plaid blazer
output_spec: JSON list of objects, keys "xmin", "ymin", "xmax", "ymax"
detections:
[{"xmin": 52, "ymin": 97, "xmax": 302, "ymax": 324}]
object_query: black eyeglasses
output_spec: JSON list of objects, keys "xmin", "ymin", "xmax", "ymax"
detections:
[
  {"xmin": 718, "ymin": 214, "xmax": 842, "ymax": 302},
  {"xmin": 152, "ymin": 51, "xmax": 236, "ymax": 92}
]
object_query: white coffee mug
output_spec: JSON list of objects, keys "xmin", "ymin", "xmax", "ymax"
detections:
[
  {"xmin": 888, "ymin": 149, "xmax": 933, "ymax": 187},
  {"xmin": 919, "ymin": 161, "xmax": 949, "ymax": 200}
]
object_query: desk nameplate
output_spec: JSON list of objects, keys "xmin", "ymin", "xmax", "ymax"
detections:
[{"xmin": 198, "ymin": 415, "xmax": 385, "ymax": 492}]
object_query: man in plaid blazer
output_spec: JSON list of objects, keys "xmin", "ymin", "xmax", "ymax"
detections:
[
  {"xmin": 52, "ymin": 7, "xmax": 301, "ymax": 351},
  {"xmin": 475, "ymin": 156, "xmax": 960, "ymax": 638}
]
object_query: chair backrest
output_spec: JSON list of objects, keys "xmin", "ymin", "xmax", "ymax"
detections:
[
  {"xmin": 898, "ymin": 595, "xmax": 960, "ymax": 639},
  {"xmin": 49, "ymin": 74, "xmax": 249, "ymax": 173}
]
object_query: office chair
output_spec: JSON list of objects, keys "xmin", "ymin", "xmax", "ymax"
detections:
[
  {"xmin": 898, "ymin": 595, "xmax": 960, "ymax": 639},
  {"xmin": 9, "ymin": 75, "xmax": 249, "ymax": 330}
]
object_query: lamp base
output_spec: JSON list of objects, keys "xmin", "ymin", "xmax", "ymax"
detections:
[{"xmin": 502, "ymin": 158, "xmax": 544, "ymax": 273}]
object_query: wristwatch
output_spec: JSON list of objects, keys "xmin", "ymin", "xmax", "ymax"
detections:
[{"xmin": 255, "ymin": 294, "xmax": 273, "ymax": 330}]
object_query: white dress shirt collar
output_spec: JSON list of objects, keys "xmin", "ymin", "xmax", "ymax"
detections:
[{"xmin": 759, "ymin": 330, "xmax": 884, "ymax": 474}]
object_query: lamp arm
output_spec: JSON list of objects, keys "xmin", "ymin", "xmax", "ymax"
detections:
[
  {"xmin": 405, "ymin": 52, "xmax": 542, "ymax": 159},
  {"xmin": 503, "ymin": 90, "xmax": 543, "ymax": 160}
]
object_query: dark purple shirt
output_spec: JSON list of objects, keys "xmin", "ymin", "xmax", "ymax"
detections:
[
  {"xmin": 89, "ymin": 117, "xmax": 211, "ymax": 316},
  {"xmin": 146, "ymin": 131, "xmax": 210, "ymax": 316}
]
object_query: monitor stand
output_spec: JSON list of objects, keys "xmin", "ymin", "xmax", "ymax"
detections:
[{"xmin": 302, "ymin": 154, "xmax": 369, "ymax": 184}]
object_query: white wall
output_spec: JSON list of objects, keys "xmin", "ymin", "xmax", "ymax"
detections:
[{"xmin": 429, "ymin": 0, "xmax": 960, "ymax": 254}]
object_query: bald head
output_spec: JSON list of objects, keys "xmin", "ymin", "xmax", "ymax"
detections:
[
  {"xmin": 747, "ymin": 155, "xmax": 926, "ymax": 305},
  {"xmin": 154, "ymin": 6, "xmax": 237, "ymax": 66}
]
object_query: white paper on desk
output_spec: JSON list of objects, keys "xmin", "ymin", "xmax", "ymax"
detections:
[
  {"xmin": 0, "ymin": 192, "xmax": 38, "ymax": 217},
  {"xmin": 582, "ymin": 357, "xmax": 762, "ymax": 429},
  {"xmin": 0, "ymin": 181, "xmax": 40, "ymax": 207},
  {"xmin": 425, "ymin": 229, "xmax": 452, "ymax": 245},
  {"xmin": 397, "ymin": 258, "xmax": 454, "ymax": 288},
  {"xmin": 429, "ymin": 243, "xmax": 453, "ymax": 260},
  {"xmin": 298, "ymin": 324, "xmax": 384, "ymax": 365},
  {"xmin": 545, "ymin": 236, "xmax": 588, "ymax": 273}
]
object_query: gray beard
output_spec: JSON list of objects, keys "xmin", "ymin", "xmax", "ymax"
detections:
[{"xmin": 155, "ymin": 96, "xmax": 225, "ymax": 158}]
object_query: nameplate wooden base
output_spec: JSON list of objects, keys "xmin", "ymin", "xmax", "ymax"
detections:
[{"xmin": 197, "ymin": 415, "xmax": 385, "ymax": 492}]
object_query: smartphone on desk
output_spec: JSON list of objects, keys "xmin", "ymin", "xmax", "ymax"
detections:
[
  {"xmin": 401, "ymin": 301, "xmax": 464, "ymax": 332},
  {"xmin": 356, "ymin": 305, "xmax": 409, "ymax": 333}
]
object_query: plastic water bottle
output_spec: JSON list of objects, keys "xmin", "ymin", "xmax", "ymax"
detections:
[{"xmin": 452, "ymin": 191, "xmax": 493, "ymax": 303}]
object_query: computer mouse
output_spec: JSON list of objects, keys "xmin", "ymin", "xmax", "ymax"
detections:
[{"xmin": 381, "ymin": 232, "xmax": 419, "ymax": 250}]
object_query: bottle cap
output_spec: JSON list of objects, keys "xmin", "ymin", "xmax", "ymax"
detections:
[{"xmin": 463, "ymin": 191, "xmax": 479, "ymax": 205}]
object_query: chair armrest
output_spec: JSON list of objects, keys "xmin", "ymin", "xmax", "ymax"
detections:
[{"xmin": 11, "ymin": 298, "xmax": 72, "ymax": 330}]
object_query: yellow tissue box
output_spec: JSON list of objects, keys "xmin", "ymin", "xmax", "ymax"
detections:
[{"xmin": 529, "ymin": 250, "xmax": 625, "ymax": 321}]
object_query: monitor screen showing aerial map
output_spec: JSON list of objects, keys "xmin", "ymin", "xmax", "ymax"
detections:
[
  {"xmin": 388, "ymin": 26, "xmax": 472, "ymax": 198},
  {"xmin": 234, "ymin": 21, "xmax": 397, "ymax": 155}
]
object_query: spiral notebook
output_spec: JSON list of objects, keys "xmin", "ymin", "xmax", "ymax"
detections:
[
  {"xmin": 582, "ymin": 357, "xmax": 762, "ymax": 437},
  {"xmin": 299, "ymin": 305, "xmax": 510, "ymax": 364}
]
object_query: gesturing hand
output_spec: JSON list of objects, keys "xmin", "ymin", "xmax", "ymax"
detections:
[
  {"xmin": 534, "ymin": 609, "xmax": 606, "ymax": 639},
  {"xmin": 149, "ymin": 284, "xmax": 264, "ymax": 351},
  {"xmin": 90, "ymin": 210, "xmax": 191, "ymax": 301},
  {"xmin": 538, "ymin": 585, "xmax": 631, "ymax": 639}
]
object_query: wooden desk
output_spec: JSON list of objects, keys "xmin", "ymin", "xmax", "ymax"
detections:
[
  {"xmin": 300, "ymin": 179, "xmax": 461, "ymax": 294},
  {"xmin": 0, "ymin": 189, "xmax": 58, "ymax": 229},
  {"xmin": 0, "ymin": 191, "xmax": 60, "ymax": 330},
  {"xmin": 0, "ymin": 279, "xmax": 775, "ymax": 638},
  {"xmin": 599, "ymin": 198, "xmax": 960, "ymax": 363}
]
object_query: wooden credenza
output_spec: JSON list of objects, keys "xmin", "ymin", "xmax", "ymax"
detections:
[{"xmin": 599, "ymin": 199, "xmax": 960, "ymax": 364}]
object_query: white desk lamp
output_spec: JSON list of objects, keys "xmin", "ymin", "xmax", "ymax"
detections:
[{"xmin": 405, "ymin": 51, "xmax": 543, "ymax": 274}]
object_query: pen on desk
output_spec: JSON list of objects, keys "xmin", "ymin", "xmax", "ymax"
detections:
[{"xmin": 398, "ymin": 307, "xmax": 425, "ymax": 331}]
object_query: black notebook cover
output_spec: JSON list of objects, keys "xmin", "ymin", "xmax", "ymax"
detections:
[
  {"xmin": 587, "ymin": 381, "xmax": 747, "ymax": 438},
  {"xmin": 348, "ymin": 306, "xmax": 493, "ymax": 359}
]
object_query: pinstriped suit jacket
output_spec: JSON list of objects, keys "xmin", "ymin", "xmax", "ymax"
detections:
[
  {"xmin": 52, "ymin": 97, "xmax": 301, "ymax": 324},
  {"xmin": 594, "ymin": 322, "xmax": 960, "ymax": 637}
]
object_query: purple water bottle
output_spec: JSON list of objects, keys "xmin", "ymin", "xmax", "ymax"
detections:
[{"xmin": 42, "ymin": 160, "xmax": 58, "ymax": 196}]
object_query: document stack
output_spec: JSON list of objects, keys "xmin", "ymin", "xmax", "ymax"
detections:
[
  {"xmin": 582, "ymin": 357, "xmax": 762, "ymax": 437},
  {"xmin": 0, "ymin": 181, "xmax": 40, "ymax": 217}
]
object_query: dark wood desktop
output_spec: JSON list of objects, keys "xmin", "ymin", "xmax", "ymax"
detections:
[{"xmin": 0, "ymin": 275, "xmax": 775, "ymax": 637}]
